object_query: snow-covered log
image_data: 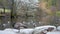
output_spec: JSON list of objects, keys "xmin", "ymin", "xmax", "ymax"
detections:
[
  {"xmin": 33, "ymin": 25, "xmax": 56, "ymax": 34},
  {"xmin": 34, "ymin": 25, "xmax": 56, "ymax": 31}
]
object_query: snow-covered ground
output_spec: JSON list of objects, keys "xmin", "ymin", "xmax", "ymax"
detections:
[
  {"xmin": 4, "ymin": 28, "xmax": 19, "ymax": 33},
  {"xmin": 0, "ymin": 28, "xmax": 34, "ymax": 34},
  {"xmin": 0, "ymin": 28, "xmax": 19, "ymax": 34},
  {"xmin": 20, "ymin": 29, "xmax": 34, "ymax": 34},
  {"xmin": 57, "ymin": 26, "xmax": 60, "ymax": 31},
  {"xmin": 0, "ymin": 25, "xmax": 60, "ymax": 34},
  {"xmin": 0, "ymin": 30, "xmax": 17, "ymax": 34},
  {"xmin": 47, "ymin": 31, "xmax": 60, "ymax": 34}
]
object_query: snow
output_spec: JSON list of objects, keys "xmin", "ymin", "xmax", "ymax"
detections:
[
  {"xmin": 1, "ymin": 25, "xmax": 60, "ymax": 34},
  {"xmin": 34, "ymin": 25, "xmax": 56, "ymax": 31},
  {"xmin": 47, "ymin": 31, "xmax": 60, "ymax": 34},
  {"xmin": 0, "ymin": 30, "xmax": 16, "ymax": 34},
  {"xmin": 0, "ymin": 28, "xmax": 19, "ymax": 34},
  {"xmin": 33, "ymin": 25, "xmax": 56, "ymax": 34},
  {"xmin": 4, "ymin": 28, "xmax": 19, "ymax": 33},
  {"xmin": 33, "ymin": 28, "xmax": 47, "ymax": 34},
  {"xmin": 20, "ymin": 29, "xmax": 34, "ymax": 34},
  {"xmin": 0, "ymin": 31, "xmax": 16, "ymax": 34},
  {"xmin": 57, "ymin": 26, "xmax": 60, "ymax": 31}
]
